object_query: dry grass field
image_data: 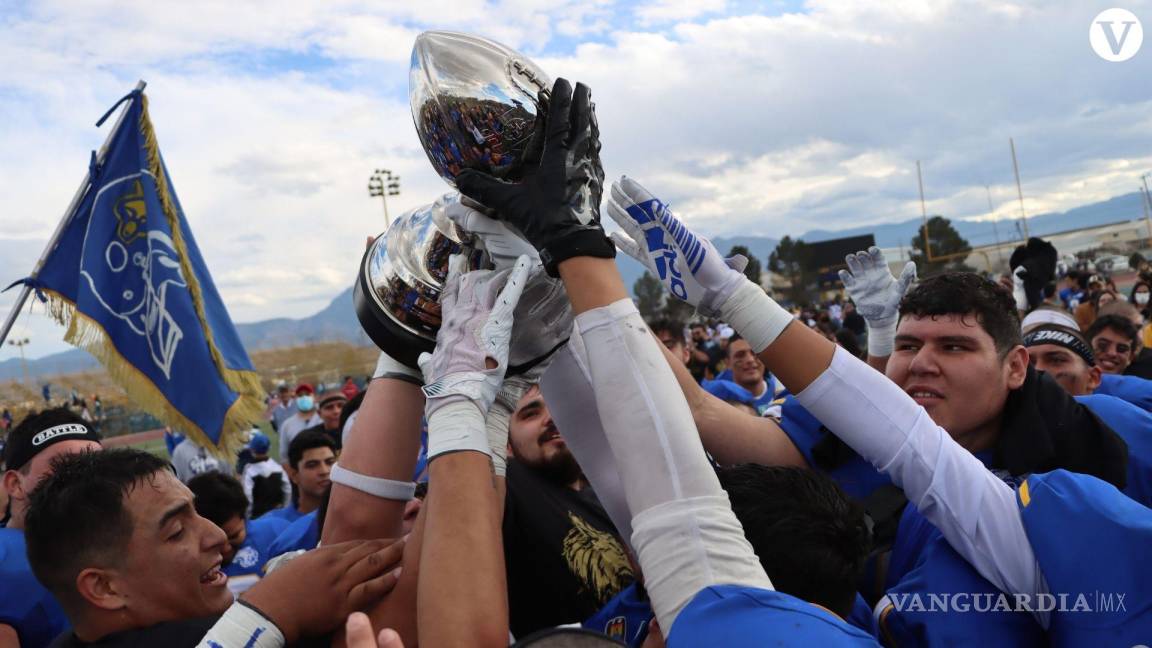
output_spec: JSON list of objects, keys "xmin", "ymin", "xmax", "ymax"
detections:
[{"xmin": 0, "ymin": 342, "xmax": 380, "ymax": 435}]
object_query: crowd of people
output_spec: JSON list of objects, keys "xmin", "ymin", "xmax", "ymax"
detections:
[{"xmin": 1, "ymin": 77, "xmax": 1151, "ymax": 647}]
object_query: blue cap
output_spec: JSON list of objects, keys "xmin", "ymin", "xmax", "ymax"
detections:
[{"xmin": 248, "ymin": 430, "xmax": 271, "ymax": 455}]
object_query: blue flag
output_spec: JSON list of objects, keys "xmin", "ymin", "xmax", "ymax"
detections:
[{"xmin": 16, "ymin": 88, "xmax": 263, "ymax": 450}]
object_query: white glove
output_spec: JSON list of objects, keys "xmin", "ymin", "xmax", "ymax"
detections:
[
  {"xmin": 437, "ymin": 192, "xmax": 537, "ymax": 270},
  {"xmin": 838, "ymin": 247, "xmax": 916, "ymax": 357},
  {"xmin": 607, "ymin": 175, "xmax": 791, "ymax": 352},
  {"xmin": 606, "ymin": 176, "xmax": 748, "ymax": 317},
  {"xmin": 419, "ymin": 255, "xmax": 533, "ymax": 461},
  {"xmin": 1011, "ymin": 266, "xmax": 1029, "ymax": 312},
  {"xmin": 440, "ymin": 192, "xmax": 573, "ymax": 371}
]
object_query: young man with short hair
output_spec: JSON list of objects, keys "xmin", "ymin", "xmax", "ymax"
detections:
[
  {"xmin": 700, "ymin": 335, "xmax": 776, "ymax": 416},
  {"xmin": 187, "ymin": 472, "xmax": 289, "ymax": 583},
  {"xmin": 1, "ymin": 408, "xmax": 102, "ymax": 647},
  {"xmin": 264, "ymin": 430, "xmax": 336, "ymax": 524},
  {"xmin": 25, "ymin": 448, "xmax": 404, "ymax": 647},
  {"xmin": 1022, "ymin": 324, "xmax": 1152, "ymax": 507},
  {"xmin": 1086, "ymin": 314, "xmax": 1140, "ymax": 375}
]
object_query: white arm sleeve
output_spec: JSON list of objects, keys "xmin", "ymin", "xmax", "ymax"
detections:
[
  {"xmin": 575, "ymin": 299, "xmax": 771, "ymax": 630},
  {"xmin": 539, "ymin": 327, "xmax": 634, "ymax": 547},
  {"xmin": 795, "ymin": 347, "xmax": 1049, "ymax": 623}
]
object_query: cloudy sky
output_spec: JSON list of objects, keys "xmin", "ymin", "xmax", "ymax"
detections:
[{"xmin": 1, "ymin": 0, "xmax": 1150, "ymax": 360}]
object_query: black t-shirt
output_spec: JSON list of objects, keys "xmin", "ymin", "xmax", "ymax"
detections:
[
  {"xmin": 503, "ymin": 460, "xmax": 634, "ymax": 638},
  {"xmin": 49, "ymin": 617, "xmax": 218, "ymax": 648}
]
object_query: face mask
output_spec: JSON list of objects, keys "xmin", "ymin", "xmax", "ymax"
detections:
[
  {"xmin": 1137, "ymin": 293, "xmax": 1150, "ymax": 306},
  {"xmin": 296, "ymin": 395, "xmax": 314, "ymax": 411}
]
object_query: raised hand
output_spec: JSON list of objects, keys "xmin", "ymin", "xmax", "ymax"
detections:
[
  {"xmin": 439, "ymin": 194, "xmax": 574, "ymax": 373},
  {"xmin": 418, "ymin": 255, "xmax": 533, "ymax": 416},
  {"xmin": 455, "ymin": 78, "xmax": 615, "ymax": 276},
  {"xmin": 838, "ymin": 247, "xmax": 916, "ymax": 356},
  {"xmin": 606, "ymin": 175, "xmax": 748, "ymax": 317}
]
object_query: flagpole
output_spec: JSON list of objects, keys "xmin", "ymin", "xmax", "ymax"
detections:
[{"xmin": 0, "ymin": 80, "xmax": 147, "ymax": 348}]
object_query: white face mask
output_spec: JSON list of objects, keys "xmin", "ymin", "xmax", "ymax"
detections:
[{"xmin": 1137, "ymin": 292, "xmax": 1150, "ymax": 306}]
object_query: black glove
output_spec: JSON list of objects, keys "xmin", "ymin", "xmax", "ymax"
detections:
[
  {"xmin": 1010, "ymin": 237, "xmax": 1057, "ymax": 310},
  {"xmin": 456, "ymin": 77, "xmax": 615, "ymax": 277}
]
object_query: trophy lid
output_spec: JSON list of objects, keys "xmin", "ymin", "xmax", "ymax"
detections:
[{"xmin": 410, "ymin": 31, "xmax": 552, "ymax": 186}]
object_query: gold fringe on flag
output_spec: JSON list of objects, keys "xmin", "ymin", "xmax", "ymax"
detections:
[
  {"xmin": 127, "ymin": 94, "xmax": 265, "ymax": 454},
  {"xmin": 41, "ymin": 290, "xmax": 254, "ymax": 457}
]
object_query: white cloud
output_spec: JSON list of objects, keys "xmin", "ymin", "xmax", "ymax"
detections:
[{"xmin": 2, "ymin": 0, "xmax": 1151, "ymax": 360}]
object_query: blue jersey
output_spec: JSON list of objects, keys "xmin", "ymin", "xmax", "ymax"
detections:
[
  {"xmin": 259, "ymin": 505, "xmax": 305, "ymax": 525},
  {"xmin": 266, "ymin": 510, "xmax": 320, "ymax": 559},
  {"xmin": 879, "ymin": 531, "xmax": 1045, "ymax": 646},
  {"xmin": 1018, "ymin": 470, "xmax": 1152, "ymax": 645},
  {"xmin": 223, "ymin": 516, "xmax": 290, "ymax": 577},
  {"xmin": 1076, "ymin": 394, "xmax": 1152, "ymax": 507},
  {"xmin": 668, "ymin": 585, "xmax": 878, "ymax": 647},
  {"xmin": 582, "ymin": 582, "xmax": 652, "ymax": 647},
  {"xmin": 163, "ymin": 430, "xmax": 186, "ymax": 457},
  {"xmin": 776, "ymin": 396, "xmax": 891, "ymax": 501},
  {"xmin": 1095, "ymin": 373, "xmax": 1152, "ymax": 413},
  {"xmin": 0, "ymin": 528, "xmax": 69, "ymax": 647},
  {"xmin": 700, "ymin": 379, "xmax": 777, "ymax": 417}
]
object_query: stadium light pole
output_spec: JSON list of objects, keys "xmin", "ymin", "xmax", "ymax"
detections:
[
  {"xmin": 7, "ymin": 337, "xmax": 30, "ymax": 384},
  {"xmin": 368, "ymin": 169, "xmax": 401, "ymax": 227}
]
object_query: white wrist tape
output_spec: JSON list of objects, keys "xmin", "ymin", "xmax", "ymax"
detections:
[
  {"xmin": 866, "ymin": 318, "xmax": 897, "ymax": 357},
  {"xmin": 197, "ymin": 601, "xmax": 285, "ymax": 648},
  {"xmin": 374, "ymin": 351, "xmax": 422, "ymax": 383},
  {"xmin": 330, "ymin": 463, "xmax": 416, "ymax": 501},
  {"xmin": 718, "ymin": 280, "xmax": 794, "ymax": 354},
  {"xmin": 426, "ymin": 400, "xmax": 491, "ymax": 461}
]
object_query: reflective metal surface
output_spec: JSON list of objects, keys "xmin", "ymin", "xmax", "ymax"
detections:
[
  {"xmin": 354, "ymin": 197, "xmax": 485, "ymax": 367},
  {"xmin": 410, "ymin": 30, "xmax": 552, "ymax": 186}
]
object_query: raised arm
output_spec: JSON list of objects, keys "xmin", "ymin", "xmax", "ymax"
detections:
[
  {"xmin": 457, "ymin": 78, "xmax": 772, "ymax": 634},
  {"xmin": 836, "ymin": 247, "xmax": 916, "ymax": 373},
  {"xmin": 609, "ymin": 176, "xmax": 1048, "ymax": 620},
  {"xmin": 413, "ymin": 256, "xmax": 532, "ymax": 647}
]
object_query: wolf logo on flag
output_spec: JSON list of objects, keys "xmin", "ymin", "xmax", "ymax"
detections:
[
  {"xmin": 17, "ymin": 86, "xmax": 265, "ymax": 451},
  {"xmin": 81, "ymin": 177, "xmax": 186, "ymax": 378}
]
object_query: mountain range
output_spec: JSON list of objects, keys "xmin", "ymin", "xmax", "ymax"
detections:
[{"xmin": 3, "ymin": 190, "xmax": 1147, "ymax": 381}]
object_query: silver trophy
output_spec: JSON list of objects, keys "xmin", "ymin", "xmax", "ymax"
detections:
[
  {"xmin": 354, "ymin": 32, "xmax": 561, "ymax": 369},
  {"xmin": 410, "ymin": 30, "xmax": 551, "ymax": 185}
]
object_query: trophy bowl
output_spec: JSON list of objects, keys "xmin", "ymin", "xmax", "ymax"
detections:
[
  {"xmin": 410, "ymin": 30, "xmax": 552, "ymax": 186},
  {"xmin": 354, "ymin": 198, "xmax": 485, "ymax": 369}
]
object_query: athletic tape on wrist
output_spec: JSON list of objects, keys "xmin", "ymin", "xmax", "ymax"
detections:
[
  {"xmin": 719, "ymin": 280, "xmax": 793, "ymax": 354},
  {"xmin": 866, "ymin": 319, "xmax": 897, "ymax": 357},
  {"xmin": 426, "ymin": 400, "xmax": 491, "ymax": 461},
  {"xmin": 330, "ymin": 464, "xmax": 416, "ymax": 501},
  {"xmin": 197, "ymin": 600, "xmax": 285, "ymax": 648}
]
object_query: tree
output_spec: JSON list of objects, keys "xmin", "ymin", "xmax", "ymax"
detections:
[
  {"xmin": 768, "ymin": 235, "xmax": 813, "ymax": 304},
  {"xmin": 633, "ymin": 272, "xmax": 665, "ymax": 321},
  {"xmin": 910, "ymin": 216, "xmax": 973, "ymax": 276},
  {"xmin": 727, "ymin": 245, "xmax": 763, "ymax": 285},
  {"xmin": 661, "ymin": 296, "xmax": 696, "ymax": 322}
]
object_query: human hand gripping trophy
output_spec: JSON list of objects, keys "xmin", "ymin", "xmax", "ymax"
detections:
[{"xmin": 354, "ymin": 31, "xmax": 574, "ymax": 373}]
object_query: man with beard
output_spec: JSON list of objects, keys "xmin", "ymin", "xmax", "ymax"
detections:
[{"xmin": 503, "ymin": 385, "xmax": 634, "ymax": 638}]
